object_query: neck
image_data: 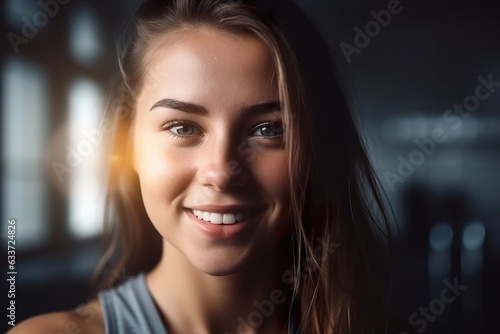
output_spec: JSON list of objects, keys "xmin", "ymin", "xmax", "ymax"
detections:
[{"xmin": 146, "ymin": 240, "xmax": 293, "ymax": 334}]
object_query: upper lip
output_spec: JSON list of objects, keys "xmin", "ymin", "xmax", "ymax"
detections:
[{"xmin": 186, "ymin": 204, "xmax": 261, "ymax": 214}]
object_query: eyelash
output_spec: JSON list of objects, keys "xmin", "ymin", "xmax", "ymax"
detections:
[
  {"xmin": 250, "ymin": 122, "xmax": 284, "ymax": 141},
  {"xmin": 161, "ymin": 120, "xmax": 202, "ymax": 140},
  {"xmin": 161, "ymin": 120, "xmax": 284, "ymax": 141}
]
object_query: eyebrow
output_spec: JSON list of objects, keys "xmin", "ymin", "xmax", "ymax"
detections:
[
  {"xmin": 149, "ymin": 98, "xmax": 280, "ymax": 116},
  {"xmin": 150, "ymin": 98, "xmax": 207, "ymax": 115}
]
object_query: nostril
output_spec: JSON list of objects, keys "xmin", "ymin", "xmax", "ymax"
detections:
[{"xmin": 197, "ymin": 152, "xmax": 249, "ymax": 190}]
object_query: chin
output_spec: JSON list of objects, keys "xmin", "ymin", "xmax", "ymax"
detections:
[
  {"xmin": 189, "ymin": 247, "xmax": 258, "ymax": 277},
  {"xmin": 200, "ymin": 266, "xmax": 242, "ymax": 277}
]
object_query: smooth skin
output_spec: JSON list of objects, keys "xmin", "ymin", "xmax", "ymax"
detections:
[{"xmin": 10, "ymin": 27, "xmax": 291, "ymax": 334}]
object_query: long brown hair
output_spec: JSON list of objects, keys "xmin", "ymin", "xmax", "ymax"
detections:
[{"xmin": 92, "ymin": 0, "xmax": 392, "ymax": 333}]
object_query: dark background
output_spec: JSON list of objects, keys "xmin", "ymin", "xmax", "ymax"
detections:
[{"xmin": 1, "ymin": 0, "xmax": 499, "ymax": 333}]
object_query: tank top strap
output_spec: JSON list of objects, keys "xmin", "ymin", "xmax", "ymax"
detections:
[{"xmin": 98, "ymin": 273, "xmax": 168, "ymax": 334}]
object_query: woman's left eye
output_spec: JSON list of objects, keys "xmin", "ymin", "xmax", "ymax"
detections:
[{"xmin": 251, "ymin": 122, "xmax": 284, "ymax": 137}]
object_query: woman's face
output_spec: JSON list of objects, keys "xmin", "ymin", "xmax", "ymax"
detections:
[{"xmin": 133, "ymin": 28, "xmax": 290, "ymax": 275}]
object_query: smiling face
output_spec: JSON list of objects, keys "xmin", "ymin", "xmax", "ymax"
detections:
[{"xmin": 133, "ymin": 27, "xmax": 290, "ymax": 275}]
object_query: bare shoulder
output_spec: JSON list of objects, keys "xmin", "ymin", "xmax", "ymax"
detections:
[{"xmin": 7, "ymin": 299, "xmax": 105, "ymax": 334}]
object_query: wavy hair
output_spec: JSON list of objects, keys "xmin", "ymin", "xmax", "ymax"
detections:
[{"xmin": 92, "ymin": 0, "xmax": 392, "ymax": 333}]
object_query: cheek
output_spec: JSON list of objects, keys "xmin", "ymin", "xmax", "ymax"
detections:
[
  {"xmin": 252, "ymin": 152, "xmax": 290, "ymax": 209},
  {"xmin": 251, "ymin": 151, "xmax": 291, "ymax": 242},
  {"xmin": 133, "ymin": 129, "xmax": 195, "ymax": 212}
]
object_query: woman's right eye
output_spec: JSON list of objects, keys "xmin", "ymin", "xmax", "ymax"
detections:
[{"xmin": 163, "ymin": 121, "xmax": 201, "ymax": 138}]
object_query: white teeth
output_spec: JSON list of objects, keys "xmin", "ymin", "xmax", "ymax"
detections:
[
  {"xmin": 222, "ymin": 213, "xmax": 236, "ymax": 224},
  {"xmin": 210, "ymin": 213, "xmax": 223, "ymax": 224},
  {"xmin": 191, "ymin": 210, "xmax": 248, "ymax": 225},
  {"xmin": 202, "ymin": 211, "xmax": 211, "ymax": 221}
]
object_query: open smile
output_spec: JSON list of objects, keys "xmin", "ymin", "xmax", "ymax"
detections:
[
  {"xmin": 185, "ymin": 205, "xmax": 265, "ymax": 240},
  {"xmin": 189, "ymin": 209, "xmax": 250, "ymax": 225}
]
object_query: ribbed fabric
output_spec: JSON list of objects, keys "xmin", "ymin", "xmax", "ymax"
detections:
[{"xmin": 98, "ymin": 273, "xmax": 168, "ymax": 334}]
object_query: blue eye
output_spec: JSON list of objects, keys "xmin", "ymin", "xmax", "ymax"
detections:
[{"xmin": 252, "ymin": 122, "xmax": 284, "ymax": 137}]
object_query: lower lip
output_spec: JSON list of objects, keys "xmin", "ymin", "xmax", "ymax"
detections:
[{"xmin": 185, "ymin": 209, "xmax": 257, "ymax": 240}]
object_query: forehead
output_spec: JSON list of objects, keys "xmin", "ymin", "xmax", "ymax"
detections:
[
  {"xmin": 144, "ymin": 26, "xmax": 274, "ymax": 70},
  {"xmin": 138, "ymin": 27, "xmax": 277, "ymax": 106}
]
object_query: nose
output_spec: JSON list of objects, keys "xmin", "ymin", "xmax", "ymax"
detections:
[{"xmin": 196, "ymin": 135, "xmax": 247, "ymax": 191}]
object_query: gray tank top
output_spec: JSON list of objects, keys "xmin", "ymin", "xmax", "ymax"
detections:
[
  {"xmin": 98, "ymin": 273, "xmax": 300, "ymax": 333},
  {"xmin": 98, "ymin": 273, "xmax": 168, "ymax": 334}
]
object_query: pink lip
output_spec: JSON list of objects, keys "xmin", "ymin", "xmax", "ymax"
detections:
[{"xmin": 184, "ymin": 207, "xmax": 261, "ymax": 240}]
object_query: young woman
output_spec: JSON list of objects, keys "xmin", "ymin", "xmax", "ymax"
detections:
[{"xmin": 11, "ymin": 0, "xmax": 391, "ymax": 333}]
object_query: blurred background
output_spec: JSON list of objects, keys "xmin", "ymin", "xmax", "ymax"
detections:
[{"xmin": 1, "ymin": 0, "xmax": 498, "ymax": 333}]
